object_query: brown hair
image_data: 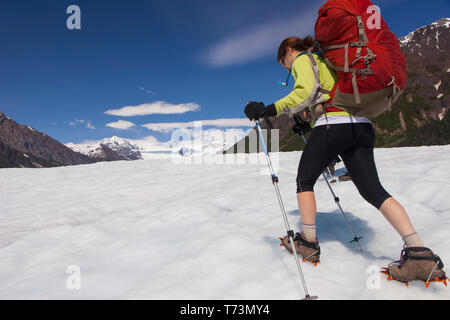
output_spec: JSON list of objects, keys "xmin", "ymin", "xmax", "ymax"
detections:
[{"xmin": 277, "ymin": 36, "xmax": 318, "ymax": 64}]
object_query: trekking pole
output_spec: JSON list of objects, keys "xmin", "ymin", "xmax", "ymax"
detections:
[
  {"xmin": 295, "ymin": 119, "xmax": 363, "ymax": 253},
  {"xmin": 255, "ymin": 120, "xmax": 317, "ymax": 300},
  {"xmin": 325, "ymin": 166, "xmax": 337, "ymax": 183}
]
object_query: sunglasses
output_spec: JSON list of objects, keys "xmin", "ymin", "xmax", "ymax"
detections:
[{"xmin": 278, "ymin": 54, "xmax": 293, "ymax": 86}]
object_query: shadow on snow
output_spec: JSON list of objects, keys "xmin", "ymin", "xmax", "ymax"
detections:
[{"xmin": 277, "ymin": 208, "xmax": 394, "ymax": 261}]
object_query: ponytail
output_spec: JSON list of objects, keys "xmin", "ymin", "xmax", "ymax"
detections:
[{"xmin": 277, "ymin": 36, "xmax": 318, "ymax": 63}]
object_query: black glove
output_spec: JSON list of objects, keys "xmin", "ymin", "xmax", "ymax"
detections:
[
  {"xmin": 292, "ymin": 115, "xmax": 312, "ymax": 134},
  {"xmin": 244, "ymin": 102, "xmax": 276, "ymax": 121}
]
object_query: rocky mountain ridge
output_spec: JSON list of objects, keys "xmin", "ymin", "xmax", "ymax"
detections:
[{"xmin": 0, "ymin": 111, "xmax": 143, "ymax": 168}]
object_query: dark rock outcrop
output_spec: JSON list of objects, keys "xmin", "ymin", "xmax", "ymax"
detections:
[
  {"xmin": 0, "ymin": 111, "xmax": 94, "ymax": 167},
  {"xmin": 0, "ymin": 140, "xmax": 60, "ymax": 168}
]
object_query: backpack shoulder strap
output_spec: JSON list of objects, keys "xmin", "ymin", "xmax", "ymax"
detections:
[{"xmin": 306, "ymin": 49, "xmax": 330, "ymax": 95}]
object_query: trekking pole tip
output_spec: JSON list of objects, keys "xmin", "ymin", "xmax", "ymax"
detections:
[{"xmin": 302, "ymin": 294, "xmax": 319, "ymax": 300}]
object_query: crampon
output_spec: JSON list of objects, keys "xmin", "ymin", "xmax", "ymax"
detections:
[
  {"xmin": 380, "ymin": 267, "xmax": 448, "ymax": 288},
  {"xmin": 279, "ymin": 237, "xmax": 320, "ymax": 267}
]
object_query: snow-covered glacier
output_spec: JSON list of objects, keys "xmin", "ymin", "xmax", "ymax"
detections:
[{"xmin": 0, "ymin": 145, "xmax": 449, "ymax": 299}]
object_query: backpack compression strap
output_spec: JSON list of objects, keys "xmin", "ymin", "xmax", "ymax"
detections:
[{"xmin": 321, "ymin": 16, "xmax": 377, "ymax": 104}]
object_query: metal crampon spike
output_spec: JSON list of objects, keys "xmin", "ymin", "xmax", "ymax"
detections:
[
  {"xmin": 380, "ymin": 268, "xmax": 392, "ymax": 281},
  {"xmin": 301, "ymin": 258, "xmax": 319, "ymax": 267},
  {"xmin": 381, "ymin": 269, "xmax": 448, "ymax": 288},
  {"xmin": 424, "ymin": 276, "xmax": 448, "ymax": 288}
]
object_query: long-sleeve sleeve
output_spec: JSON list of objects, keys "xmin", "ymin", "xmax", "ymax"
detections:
[{"xmin": 273, "ymin": 54, "xmax": 335, "ymax": 117}]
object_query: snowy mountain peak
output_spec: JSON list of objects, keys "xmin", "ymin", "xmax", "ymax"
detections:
[
  {"xmin": 66, "ymin": 136, "xmax": 143, "ymax": 161},
  {"xmin": 101, "ymin": 136, "xmax": 128, "ymax": 145},
  {"xmin": 399, "ymin": 18, "xmax": 449, "ymax": 46},
  {"xmin": 399, "ymin": 18, "xmax": 449, "ymax": 57},
  {"xmin": 100, "ymin": 136, "xmax": 143, "ymax": 160},
  {"xmin": 431, "ymin": 17, "xmax": 450, "ymax": 28}
]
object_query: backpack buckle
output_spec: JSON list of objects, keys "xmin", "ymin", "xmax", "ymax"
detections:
[
  {"xmin": 357, "ymin": 20, "xmax": 365, "ymax": 29},
  {"xmin": 364, "ymin": 53, "xmax": 377, "ymax": 64},
  {"xmin": 357, "ymin": 68, "xmax": 373, "ymax": 76},
  {"xmin": 350, "ymin": 41, "xmax": 366, "ymax": 47}
]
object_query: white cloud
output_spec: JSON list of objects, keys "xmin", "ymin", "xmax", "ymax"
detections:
[
  {"xmin": 104, "ymin": 101, "xmax": 201, "ymax": 117},
  {"xmin": 141, "ymin": 118, "xmax": 254, "ymax": 132},
  {"xmin": 85, "ymin": 121, "xmax": 95, "ymax": 130},
  {"xmin": 66, "ymin": 127, "xmax": 250, "ymax": 158},
  {"xmin": 168, "ymin": 127, "xmax": 250, "ymax": 155},
  {"xmin": 106, "ymin": 120, "xmax": 136, "ymax": 130},
  {"xmin": 136, "ymin": 128, "xmax": 249, "ymax": 155},
  {"xmin": 202, "ymin": 118, "xmax": 254, "ymax": 127},
  {"xmin": 141, "ymin": 122, "xmax": 191, "ymax": 132},
  {"xmin": 69, "ymin": 119, "xmax": 95, "ymax": 130},
  {"xmin": 201, "ymin": 8, "xmax": 318, "ymax": 67},
  {"xmin": 139, "ymin": 87, "xmax": 155, "ymax": 95},
  {"xmin": 69, "ymin": 119, "xmax": 86, "ymax": 126}
]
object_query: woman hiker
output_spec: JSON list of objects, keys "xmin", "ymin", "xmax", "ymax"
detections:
[{"xmin": 244, "ymin": 36, "xmax": 446, "ymax": 285}]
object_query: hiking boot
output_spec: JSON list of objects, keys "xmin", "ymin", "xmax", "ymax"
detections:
[
  {"xmin": 387, "ymin": 247, "xmax": 446, "ymax": 285},
  {"xmin": 281, "ymin": 232, "xmax": 321, "ymax": 264}
]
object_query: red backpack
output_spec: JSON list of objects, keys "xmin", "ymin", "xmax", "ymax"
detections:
[{"xmin": 315, "ymin": 0, "xmax": 407, "ymax": 117}]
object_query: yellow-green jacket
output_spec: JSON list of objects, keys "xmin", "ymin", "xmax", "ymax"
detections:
[{"xmin": 274, "ymin": 53, "xmax": 339, "ymax": 117}]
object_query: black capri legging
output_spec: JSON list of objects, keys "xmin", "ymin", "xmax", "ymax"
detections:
[{"xmin": 297, "ymin": 122, "xmax": 391, "ymax": 209}]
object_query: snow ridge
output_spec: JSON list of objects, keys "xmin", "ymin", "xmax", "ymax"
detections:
[{"xmin": 399, "ymin": 17, "xmax": 449, "ymax": 48}]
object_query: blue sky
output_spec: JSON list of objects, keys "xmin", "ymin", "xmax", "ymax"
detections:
[{"xmin": 0, "ymin": 0, "xmax": 448, "ymax": 144}]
